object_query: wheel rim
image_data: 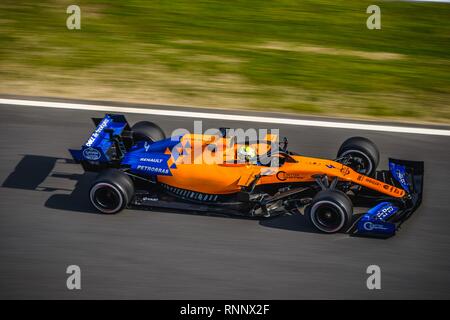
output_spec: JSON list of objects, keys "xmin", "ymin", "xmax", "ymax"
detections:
[
  {"xmin": 310, "ymin": 201, "xmax": 346, "ymax": 233},
  {"xmin": 90, "ymin": 183, "xmax": 123, "ymax": 214},
  {"xmin": 340, "ymin": 150, "xmax": 373, "ymax": 175}
]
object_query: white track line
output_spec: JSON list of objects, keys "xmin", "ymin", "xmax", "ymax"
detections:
[{"xmin": 1, "ymin": 98, "xmax": 449, "ymax": 136}]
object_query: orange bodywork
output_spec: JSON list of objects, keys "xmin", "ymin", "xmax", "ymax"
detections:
[{"xmin": 157, "ymin": 134, "xmax": 406, "ymax": 198}]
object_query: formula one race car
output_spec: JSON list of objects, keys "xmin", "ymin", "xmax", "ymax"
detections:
[{"xmin": 69, "ymin": 114, "xmax": 424, "ymax": 238}]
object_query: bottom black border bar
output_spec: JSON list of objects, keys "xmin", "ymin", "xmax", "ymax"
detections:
[{"xmin": 0, "ymin": 300, "xmax": 443, "ymax": 319}]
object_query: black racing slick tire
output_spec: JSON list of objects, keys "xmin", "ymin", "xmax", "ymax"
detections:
[
  {"xmin": 337, "ymin": 136, "xmax": 379, "ymax": 177},
  {"xmin": 131, "ymin": 121, "xmax": 166, "ymax": 143},
  {"xmin": 307, "ymin": 189, "xmax": 353, "ymax": 234},
  {"xmin": 89, "ymin": 169, "xmax": 134, "ymax": 214}
]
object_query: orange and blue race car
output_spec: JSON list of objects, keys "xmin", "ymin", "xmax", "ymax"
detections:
[{"xmin": 69, "ymin": 114, "xmax": 424, "ymax": 238}]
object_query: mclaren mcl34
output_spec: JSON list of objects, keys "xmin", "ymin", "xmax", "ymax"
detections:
[{"xmin": 69, "ymin": 114, "xmax": 424, "ymax": 238}]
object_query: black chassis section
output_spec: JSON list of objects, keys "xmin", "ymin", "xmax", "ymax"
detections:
[
  {"xmin": 126, "ymin": 160, "xmax": 422, "ymax": 228},
  {"xmin": 128, "ymin": 174, "xmax": 315, "ymax": 218},
  {"xmin": 126, "ymin": 173, "xmax": 390, "ymax": 219},
  {"xmin": 130, "ymin": 186, "xmax": 312, "ymax": 218}
]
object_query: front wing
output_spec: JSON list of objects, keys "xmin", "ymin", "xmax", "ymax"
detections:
[{"xmin": 350, "ymin": 158, "xmax": 424, "ymax": 238}]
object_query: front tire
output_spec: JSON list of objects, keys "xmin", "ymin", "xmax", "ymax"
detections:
[
  {"xmin": 89, "ymin": 169, "xmax": 134, "ymax": 214},
  {"xmin": 337, "ymin": 137, "xmax": 379, "ymax": 177},
  {"xmin": 308, "ymin": 190, "xmax": 353, "ymax": 233}
]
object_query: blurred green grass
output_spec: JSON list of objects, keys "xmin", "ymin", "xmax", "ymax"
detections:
[{"xmin": 1, "ymin": 0, "xmax": 449, "ymax": 122}]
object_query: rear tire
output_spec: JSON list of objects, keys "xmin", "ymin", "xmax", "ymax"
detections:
[
  {"xmin": 131, "ymin": 121, "xmax": 166, "ymax": 142},
  {"xmin": 337, "ymin": 137, "xmax": 379, "ymax": 177},
  {"xmin": 89, "ymin": 169, "xmax": 134, "ymax": 214},
  {"xmin": 308, "ymin": 189, "xmax": 353, "ymax": 233}
]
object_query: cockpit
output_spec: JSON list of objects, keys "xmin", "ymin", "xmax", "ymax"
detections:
[{"xmin": 192, "ymin": 133, "xmax": 297, "ymax": 167}]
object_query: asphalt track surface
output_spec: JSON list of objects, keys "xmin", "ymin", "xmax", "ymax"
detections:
[{"xmin": 0, "ymin": 98, "xmax": 449, "ymax": 299}]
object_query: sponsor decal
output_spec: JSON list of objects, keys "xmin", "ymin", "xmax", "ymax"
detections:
[
  {"xmin": 124, "ymin": 152, "xmax": 172, "ymax": 176},
  {"xmin": 363, "ymin": 221, "xmax": 389, "ymax": 231},
  {"xmin": 358, "ymin": 202, "xmax": 397, "ymax": 236},
  {"xmin": 142, "ymin": 196, "xmax": 159, "ymax": 202},
  {"xmin": 326, "ymin": 164, "xmax": 336, "ymax": 169},
  {"xmin": 85, "ymin": 117, "xmax": 110, "ymax": 147},
  {"xmin": 363, "ymin": 202, "xmax": 399, "ymax": 221},
  {"xmin": 364, "ymin": 177, "xmax": 380, "ymax": 186},
  {"xmin": 357, "ymin": 175, "xmax": 364, "ymax": 182},
  {"xmin": 82, "ymin": 147, "xmax": 101, "ymax": 161},
  {"xmin": 375, "ymin": 205, "xmax": 397, "ymax": 220},
  {"xmin": 394, "ymin": 169, "xmax": 409, "ymax": 192},
  {"xmin": 383, "ymin": 184, "xmax": 402, "ymax": 195},
  {"xmin": 389, "ymin": 162, "xmax": 410, "ymax": 192},
  {"xmin": 276, "ymin": 171, "xmax": 304, "ymax": 181},
  {"xmin": 139, "ymin": 157, "xmax": 164, "ymax": 164},
  {"xmin": 340, "ymin": 165, "xmax": 350, "ymax": 176},
  {"xmin": 136, "ymin": 165, "xmax": 170, "ymax": 175}
]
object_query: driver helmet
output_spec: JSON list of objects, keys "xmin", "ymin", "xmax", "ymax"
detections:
[{"xmin": 237, "ymin": 145, "xmax": 257, "ymax": 163}]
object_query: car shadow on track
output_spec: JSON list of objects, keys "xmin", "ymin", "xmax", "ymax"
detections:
[
  {"xmin": 259, "ymin": 213, "xmax": 320, "ymax": 233},
  {"xmin": 2, "ymin": 154, "xmax": 98, "ymax": 214},
  {"xmin": 44, "ymin": 173, "xmax": 99, "ymax": 214},
  {"xmin": 2, "ymin": 154, "xmax": 320, "ymax": 232}
]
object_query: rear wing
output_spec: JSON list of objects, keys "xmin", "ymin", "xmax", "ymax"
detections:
[{"xmin": 69, "ymin": 114, "xmax": 133, "ymax": 171}]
